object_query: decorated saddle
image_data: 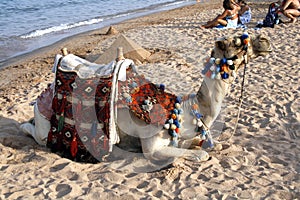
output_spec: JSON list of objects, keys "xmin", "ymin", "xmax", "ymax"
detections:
[{"xmin": 45, "ymin": 54, "xmax": 177, "ymax": 163}]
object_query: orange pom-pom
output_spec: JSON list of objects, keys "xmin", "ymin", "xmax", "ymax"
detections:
[
  {"xmin": 244, "ymin": 38, "xmax": 250, "ymax": 45},
  {"xmin": 221, "ymin": 65, "xmax": 229, "ymax": 73},
  {"xmin": 171, "ymin": 113, "xmax": 177, "ymax": 119},
  {"xmin": 192, "ymin": 104, "xmax": 198, "ymax": 110}
]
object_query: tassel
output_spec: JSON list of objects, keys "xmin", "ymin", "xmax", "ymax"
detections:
[
  {"xmin": 57, "ymin": 115, "xmax": 64, "ymax": 132},
  {"xmin": 103, "ymin": 135, "xmax": 108, "ymax": 150},
  {"xmin": 60, "ymin": 95, "xmax": 67, "ymax": 114},
  {"xmin": 70, "ymin": 136, "xmax": 78, "ymax": 157},
  {"xmin": 76, "ymin": 100, "xmax": 82, "ymax": 116},
  {"xmin": 75, "ymin": 100, "xmax": 82, "ymax": 121},
  {"xmin": 52, "ymin": 96, "xmax": 58, "ymax": 111},
  {"xmin": 57, "ymin": 94, "xmax": 67, "ymax": 132},
  {"xmin": 91, "ymin": 121, "xmax": 97, "ymax": 137}
]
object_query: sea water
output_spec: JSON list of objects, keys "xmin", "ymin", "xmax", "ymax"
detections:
[{"xmin": 0, "ymin": 0, "xmax": 195, "ymax": 66}]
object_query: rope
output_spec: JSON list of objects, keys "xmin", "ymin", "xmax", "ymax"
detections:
[
  {"xmin": 217, "ymin": 55, "xmax": 248, "ymax": 143},
  {"xmin": 232, "ymin": 58, "xmax": 247, "ymax": 137}
]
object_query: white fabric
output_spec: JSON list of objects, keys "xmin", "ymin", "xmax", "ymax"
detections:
[
  {"xmin": 108, "ymin": 59, "xmax": 134, "ymax": 151},
  {"xmin": 226, "ymin": 18, "xmax": 238, "ymax": 28},
  {"xmin": 60, "ymin": 54, "xmax": 115, "ymax": 79},
  {"xmin": 240, "ymin": 9, "xmax": 252, "ymax": 25},
  {"xmin": 52, "ymin": 54, "xmax": 63, "ymax": 73},
  {"xmin": 118, "ymin": 59, "xmax": 133, "ymax": 81}
]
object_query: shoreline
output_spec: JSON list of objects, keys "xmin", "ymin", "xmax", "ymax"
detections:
[
  {"xmin": 0, "ymin": 0, "xmax": 198, "ymax": 69},
  {"xmin": 0, "ymin": 1, "xmax": 299, "ymax": 199},
  {"xmin": 0, "ymin": 0, "xmax": 196, "ymax": 66}
]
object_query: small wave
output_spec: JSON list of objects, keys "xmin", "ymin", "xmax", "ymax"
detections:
[{"xmin": 20, "ymin": 18, "xmax": 103, "ymax": 39}]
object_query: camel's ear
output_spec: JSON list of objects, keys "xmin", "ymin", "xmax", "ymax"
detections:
[{"xmin": 250, "ymin": 35, "xmax": 272, "ymax": 57}]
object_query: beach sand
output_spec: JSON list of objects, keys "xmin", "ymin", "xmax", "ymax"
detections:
[{"xmin": 0, "ymin": 1, "xmax": 299, "ymax": 199}]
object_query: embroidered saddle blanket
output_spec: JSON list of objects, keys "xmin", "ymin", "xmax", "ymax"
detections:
[{"xmin": 44, "ymin": 54, "xmax": 177, "ymax": 163}]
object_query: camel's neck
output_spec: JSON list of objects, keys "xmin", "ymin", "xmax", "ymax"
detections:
[
  {"xmin": 179, "ymin": 77, "xmax": 231, "ymax": 137},
  {"xmin": 194, "ymin": 76, "xmax": 231, "ymax": 128}
]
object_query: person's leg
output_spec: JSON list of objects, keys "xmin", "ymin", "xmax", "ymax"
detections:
[
  {"xmin": 283, "ymin": 9, "xmax": 300, "ymax": 23},
  {"xmin": 202, "ymin": 18, "xmax": 227, "ymax": 28}
]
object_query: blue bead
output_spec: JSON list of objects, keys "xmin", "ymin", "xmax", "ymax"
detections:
[
  {"xmin": 131, "ymin": 82, "xmax": 138, "ymax": 88},
  {"xmin": 221, "ymin": 58, "xmax": 227, "ymax": 65},
  {"xmin": 221, "ymin": 72, "xmax": 229, "ymax": 79},
  {"xmin": 170, "ymin": 130, "xmax": 177, "ymax": 138},
  {"xmin": 125, "ymin": 97, "xmax": 132, "ymax": 103},
  {"xmin": 178, "ymin": 109, "xmax": 183, "ymax": 114},
  {"xmin": 209, "ymin": 57, "xmax": 215, "ymax": 64},
  {"xmin": 216, "ymin": 65, "xmax": 221, "ymax": 72},
  {"xmin": 174, "ymin": 120, "xmax": 180, "ymax": 128},
  {"xmin": 241, "ymin": 34, "xmax": 248, "ymax": 40},
  {"xmin": 195, "ymin": 113, "xmax": 203, "ymax": 119},
  {"xmin": 173, "ymin": 109, "xmax": 179, "ymax": 115},
  {"xmin": 176, "ymin": 96, "xmax": 182, "ymax": 103}
]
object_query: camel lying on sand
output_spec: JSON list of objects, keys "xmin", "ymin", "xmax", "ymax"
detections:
[{"xmin": 20, "ymin": 33, "xmax": 271, "ymax": 164}]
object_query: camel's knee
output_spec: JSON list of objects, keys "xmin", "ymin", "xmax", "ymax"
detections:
[
  {"xmin": 21, "ymin": 104, "xmax": 50, "ymax": 146},
  {"xmin": 20, "ymin": 122, "xmax": 36, "ymax": 138}
]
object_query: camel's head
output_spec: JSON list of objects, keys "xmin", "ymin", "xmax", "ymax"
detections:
[{"xmin": 205, "ymin": 33, "xmax": 272, "ymax": 79}]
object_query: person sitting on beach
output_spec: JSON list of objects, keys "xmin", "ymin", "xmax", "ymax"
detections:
[
  {"xmin": 237, "ymin": 0, "xmax": 252, "ymax": 26},
  {"xmin": 277, "ymin": 0, "xmax": 300, "ymax": 23},
  {"xmin": 201, "ymin": 0, "xmax": 240, "ymax": 29}
]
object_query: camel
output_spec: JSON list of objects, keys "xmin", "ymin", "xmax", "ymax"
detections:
[{"xmin": 20, "ymin": 32, "xmax": 272, "ymax": 164}]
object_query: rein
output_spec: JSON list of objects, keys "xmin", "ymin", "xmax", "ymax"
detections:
[
  {"xmin": 233, "ymin": 57, "xmax": 247, "ymax": 132},
  {"xmin": 217, "ymin": 54, "xmax": 248, "ymax": 143}
]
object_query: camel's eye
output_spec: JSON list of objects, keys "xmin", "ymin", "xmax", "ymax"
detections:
[
  {"xmin": 234, "ymin": 37, "xmax": 242, "ymax": 47},
  {"xmin": 216, "ymin": 41, "xmax": 226, "ymax": 51}
]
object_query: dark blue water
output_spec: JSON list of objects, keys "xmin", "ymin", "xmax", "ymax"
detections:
[{"xmin": 0, "ymin": 0, "xmax": 194, "ymax": 65}]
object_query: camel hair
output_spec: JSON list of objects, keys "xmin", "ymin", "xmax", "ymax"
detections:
[{"xmin": 20, "ymin": 32, "xmax": 272, "ymax": 164}]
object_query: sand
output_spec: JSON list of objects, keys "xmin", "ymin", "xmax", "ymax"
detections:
[{"xmin": 0, "ymin": 1, "xmax": 299, "ymax": 199}]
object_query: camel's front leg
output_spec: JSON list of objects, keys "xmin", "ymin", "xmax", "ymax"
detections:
[{"xmin": 140, "ymin": 132, "xmax": 210, "ymax": 162}]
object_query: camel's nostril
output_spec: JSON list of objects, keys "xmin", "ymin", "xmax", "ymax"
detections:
[{"xmin": 216, "ymin": 41, "xmax": 226, "ymax": 51}]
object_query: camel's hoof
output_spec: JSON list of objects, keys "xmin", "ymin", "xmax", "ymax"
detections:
[
  {"xmin": 200, "ymin": 151, "xmax": 210, "ymax": 162},
  {"xmin": 213, "ymin": 143, "xmax": 223, "ymax": 151},
  {"xmin": 192, "ymin": 150, "xmax": 210, "ymax": 162}
]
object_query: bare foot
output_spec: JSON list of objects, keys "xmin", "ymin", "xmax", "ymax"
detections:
[
  {"xmin": 200, "ymin": 25, "xmax": 206, "ymax": 29},
  {"xmin": 287, "ymin": 18, "xmax": 297, "ymax": 23}
]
